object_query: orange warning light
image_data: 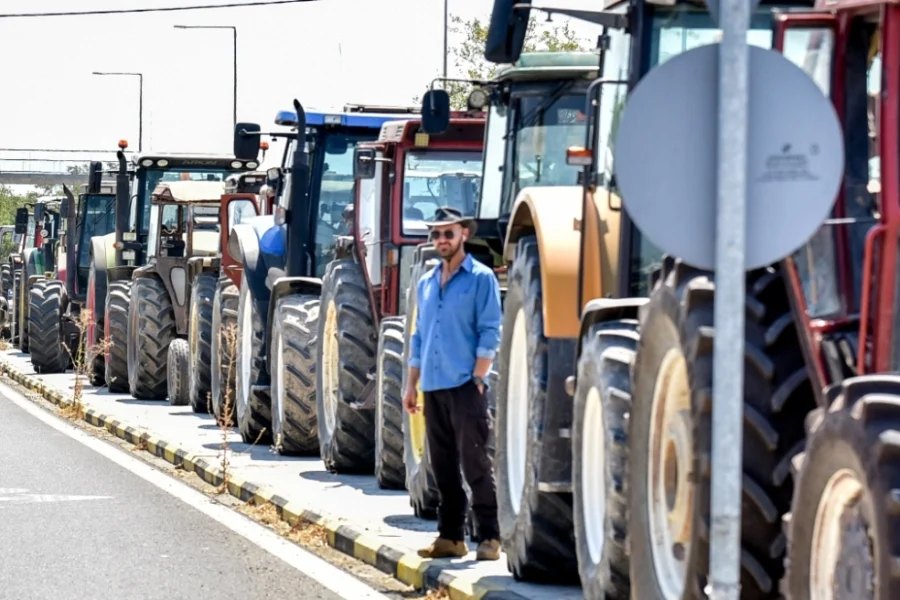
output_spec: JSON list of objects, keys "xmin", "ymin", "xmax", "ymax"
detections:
[{"xmin": 118, "ymin": 139, "xmax": 129, "ymax": 149}]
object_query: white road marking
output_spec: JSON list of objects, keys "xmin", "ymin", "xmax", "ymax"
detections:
[
  {"xmin": 0, "ymin": 382, "xmax": 391, "ymax": 600},
  {"xmin": 0, "ymin": 489, "xmax": 113, "ymax": 505}
]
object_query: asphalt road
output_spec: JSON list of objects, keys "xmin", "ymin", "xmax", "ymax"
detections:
[{"xmin": 0, "ymin": 391, "xmax": 366, "ymax": 600}]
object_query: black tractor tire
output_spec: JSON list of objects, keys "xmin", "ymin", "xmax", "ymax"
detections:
[
  {"xmin": 402, "ymin": 247, "xmax": 440, "ymax": 520},
  {"xmin": 11, "ymin": 270, "xmax": 21, "ymax": 345},
  {"xmin": 86, "ymin": 261, "xmax": 105, "ymax": 386},
  {"xmin": 28, "ymin": 279, "xmax": 69, "ymax": 374},
  {"xmin": 1, "ymin": 263, "xmax": 11, "ymax": 297},
  {"xmin": 167, "ymin": 338, "xmax": 191, "ymax": 406},
  {"xmin": 315, "ymin": 259, "xmax": 378, "ymax": 473},
  {"xmin": 572, "ymin": 319, "xmax": 638, "ymax": 600},
  {"xmin": 19, "ymin": 251, "xmax": 38, "ymax": 353},
  {"xmin": 782, "ymin": 375, "xmax": 900, "ymax": 600},
  {"xmin": 270, "ymin": 293, "xmax": 320, "ymax": 455},
  {"xmin": 211, "ymin": 281, "xmax": 239, "ymax": 423},
  {"xmin": 104, "ymin": 281, "xmax": 132, "ymax": 393},
  {"xmin": 628, "ymin": 257, "xmax": 815, "ymax": 600},
  {"xmin": 235, "ymin": 277, "xmax": 272, "ymax": 445},
  {"xmin": 127, "ymin": 276, "xmax": 176, "ymax": 400},
  {"xmin": 0, "ymin": 296, "xmax": 9, "ymax": 339},
  {"xmin": 495, "ymin": 235, "xmax": 578, "ymax": 583},
  {"xmin": 375, "ymin": 317, "xmax": 406, "ymax": 489},
  {"xmin": 188, "ymin": 272, "xmax": 218, "ymax": 413}
]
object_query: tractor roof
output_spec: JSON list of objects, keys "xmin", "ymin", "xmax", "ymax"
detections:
[
  {"xmin": 134, "ymin": 155, "xmax": 259, "ymax": 170},
  {"xmin": 493, "ymin": 52, "xmax": 600, "ymax": 82},
  {"xmin": 152, "ymin": 181, "xmax": 225, "ymax": 204},
  {"xmin": 274, "ymin": 108, "xmax": 419, "ymax": 130}
]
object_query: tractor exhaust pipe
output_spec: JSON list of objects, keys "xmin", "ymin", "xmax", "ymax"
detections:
[
  {"xmin": 62, "ymin": 184, "xmax": 78, "ymax": 300},
  {"xmin": 285, "ymin": 98, "xmax": 310, "ymax": 278},
  {"xmin": 114, "ymin": 150, "xmax": 129, "ymax": 268}
]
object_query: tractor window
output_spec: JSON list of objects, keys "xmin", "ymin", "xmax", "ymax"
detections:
[
  {"xmin": 139, "ymin": 168, "xmax": 229, "ymax": 234},
  {"xmin": 227, "ymin": 199, "xmax": 256, "ymax": 235},
  {"xmin": 402, "ymin": 150, "xmax": 484, "ymax": 236},
  {"xmin": 313, "ymin": 133, "xmax": 364, "ymax": 277},
  {"xmin": 77, "ymin": 194, "xmax": 116, "ymax": 269},
  {"xmin": 478, "ymin": 103, "xmax": 509, "ymax": 220}
]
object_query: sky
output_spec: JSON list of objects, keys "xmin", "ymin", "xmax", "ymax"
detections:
[{"xmin": 0, "ymin": 0, "xmax": 607, "ymax": 186}]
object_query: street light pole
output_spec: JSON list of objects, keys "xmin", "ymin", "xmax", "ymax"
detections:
[
  {"xmin": 92, "ymin": 71, "xmax": 143, "ymax": 152},
  {"xmin": 174, "ymin": 25, "xmax": 238, "ymax": 128},
  {"xmin": 442, "ymin": 0, "xmax": 449, "ymax": 79}
]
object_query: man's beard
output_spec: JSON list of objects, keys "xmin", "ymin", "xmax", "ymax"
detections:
[{"xmin": 437, "ymin": 240, "xmax": 462, "ymax": 259}]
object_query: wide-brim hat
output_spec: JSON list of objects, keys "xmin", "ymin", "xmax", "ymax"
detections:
[{"xmin": 424, "ymin": 206, "xmax": 476, "ymax": 234}]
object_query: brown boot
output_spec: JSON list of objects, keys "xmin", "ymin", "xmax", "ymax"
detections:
[
  {"xmin": 417, "ymin": 537, "xmax": 468, "ymax": 559},
  {"xmin": 475, "ymin": 539, "xmax": 500, "ymax": 561}
]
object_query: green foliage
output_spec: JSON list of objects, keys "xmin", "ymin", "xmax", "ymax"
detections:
[{"xmin": 416, "ymin": 15, "xmax": 591, "ymax": 109}]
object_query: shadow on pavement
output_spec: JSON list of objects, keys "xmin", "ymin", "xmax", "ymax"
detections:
[{"xmin": 299, "ymin": 470, "xmax": 409, "ymax": 497}]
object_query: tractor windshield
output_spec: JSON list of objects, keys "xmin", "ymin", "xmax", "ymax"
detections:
[
  {"xmin": 402, "ymin": 150, "xmax": 484, "ymax": 236},
  {"xmin": 136, "ymin": 168, "xmax": 229, "ymax": 235},
  {"xmin": 77, "ymin": 194, "xmax": 116, "ymax": 269}
]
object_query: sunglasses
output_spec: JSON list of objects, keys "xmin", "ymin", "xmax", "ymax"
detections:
[{"xmin": 429, "ymin": 229, "xmax": 456, "ymax": 241}]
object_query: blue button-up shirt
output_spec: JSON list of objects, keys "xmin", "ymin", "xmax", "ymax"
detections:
[{"xmin": 408, "ymin": 254, "xmax": 501, "ymax": 392}]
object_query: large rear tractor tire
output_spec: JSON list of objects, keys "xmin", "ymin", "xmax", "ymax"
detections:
[
  {"xmin": 316, "ymin": 259, "xmax": 378, "ymax": 473},
  {"xmin": 188, "ymin": 272, "xmax": 218, "ymax": 413},
  {"xmin": 1, "ymin": 263, "xmax": 11, "ymax": 297},
  {"xmin": 403, "ymin": 248, "xmax": 439, "ymax": 519},
  {"xmin": 782, "ymin": 375, "xmax": 900, "ymax": 600},
  {"xmin": 211, "ymin": 281, "xmax": 239, "ymax": 423},
  {"xmin": 105, "ymin": 281, "xmax": 132, "ymax": 393},
  {"xmin": 572, "ymin": 319, "xmax": 638, "ymax": 600},
  {"xmin": 495, "ymin": 235, "xmax": 578, "ymax": 583},
  {"xmin": 18, "ymin": 251, "xmax": 37, "ymax": 353},
  {"xmin": 28, "ymin": 279, "xmax": 69, "ymax": 373},
  {"xmin": 127, "ymin": 276, "xmax": 176, "ymax": 400},
  {"xmin": 375, "ymin": 317, "xmax": 406, "ymax": 489},
  {"xmin": 11, "ymin": 270, "xmax": 21, "ymax": 346},
  {"xmin": 235, "ymin": 277, "xmax": 272, "ymax": 444},
  {"xmin": 167, "ymin": 338, "xmax": 191, "ymax": 406},
  {"xmin": 86, "ymin": 261, "xmax": 105, "ymax": 386},
  {"xmin": 628, "ymin": 258, "xmax": 815, "ymax": 600},
  {"xmin": 271, "ymin": 293, "xmax": 320, "ymax": 455}
]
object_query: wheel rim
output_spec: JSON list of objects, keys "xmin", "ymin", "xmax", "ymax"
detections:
[
  {"xmin": 647, "ymin": 347, "xmax": 693, "ymax": 600},
  {"xmin": 407, "ymin": 304, "xmax": 426, "ymax": 462},
  {"xmin": 506, "ymin": 308, "xmax": 529, "ymax": 515},
  {"xmin": 810, "ymin": 469, "xmax": 873, "ymax": 600},
  {"xmin": 238, "ymin": 287, "xmax": 252, "ymax": 412},
  {"xmin": 271, "ymin": 326, "xmax": 285, "ymax": 441},
  {"xmin": 583, "ymin": 386, "xmax": 607, "ymax": 564},
  {"xmin": 322, "ymin": 299, "xmax": 339, "ymax": 435}
]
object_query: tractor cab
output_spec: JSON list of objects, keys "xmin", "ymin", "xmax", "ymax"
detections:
[
  {"xmin": 220, "ymin": 171, "xmax": 269, "ymax": 288},
  {"xmin": 350, "ymin": 113, "xmax": 485, "ymax": 317}
]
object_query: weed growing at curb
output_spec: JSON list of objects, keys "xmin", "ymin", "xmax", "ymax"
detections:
[
  {"xmin": 0, "ymin": 338, "xmax": 9, "ymax": 351},
  {"xmin": 239, "ymin": 498, "xmax": 329, "ymax": 548},
  {"xmin": 212, "ymin": 321, "xmax": 237, "ymax": 494},
  {"xmin": 60, "ymin": 309, "xmax": 107, "ymax": 421}
]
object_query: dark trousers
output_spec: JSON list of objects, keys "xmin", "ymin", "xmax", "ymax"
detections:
[{"xmin": 424, "ymin": 380, "xmax": 499, "ymax": 542}]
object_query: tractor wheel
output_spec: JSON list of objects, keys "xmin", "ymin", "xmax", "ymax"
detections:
[
  {"xmin": 1, "ymin": 263, "xmax": 11, "ymax": 296},
  {"xmin": 316, "ymin": 259, "xmax": 378, "ymax": 473},
  {"xmin": 572, "ymin": 319, "xmax": 638, "ymax": 600},
  {"xmin": 235, "ymin": 276, "xmax": 272, "ymax": 444},
  {"xmin": 270, "ymin": 293, "xmax": 320, "ymax": 455},
  {"xmin": 628, "ymin": 258, "xmax": 815, "ymax": 600},
  {"xmin": 104, "ymin": 281, "xmax": 132, "ymax": 393},
  {"xmin": 167, "ymin": 338, "xmax": 191, "ymax": 406},
  {"xmin": 28, "ymin": 279, "xmax": 69, "ymax": 373},
  {"xmin": 211, "ymin": 281, "xmax": 239, "ymax": 423},
  {"xmin": 495, "ymin": 235, "xmax": 578, "ymax": 583},
  {"xmin": 86, "ymin": 261, "xmax": 105, "ymax": 386},
  {"xmin": 782, "ymin": 375, "xmax": 900, "ymax": 600},
  {"xmin": 0, "ymin": 297, "xmax": 9, "ymax": 340},
  {"xmin": 11, "ymin": 270, "xmax": 21, "ymax": 345},
  {"xmin": 403, "ymin": 249, "xmax": 440, "ymax": 519},
  {"xmin": 188, "ymin": 272, "xmax": 218, "ymax": 413},
  {"xmin": 19, "ymin": 252, "xmax": 37, "ymax": 353},
  {"xmin": 127, "ymin": 276, "xmax": 176, "ymax": 399},
  {"xmin": 375, "ymin": 317, "xmax": 406, "ymax": 489}
]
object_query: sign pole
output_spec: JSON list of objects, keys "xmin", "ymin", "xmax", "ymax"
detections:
[{"xmin": 709, "ymin": 0, "xmax": 750, "ymax": 597}]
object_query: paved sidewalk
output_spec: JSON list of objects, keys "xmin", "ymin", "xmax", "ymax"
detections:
[{"xmin": 0, "ymin": 349, "xmax": 582, "ymax": 600}]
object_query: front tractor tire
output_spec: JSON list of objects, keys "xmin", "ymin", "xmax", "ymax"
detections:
[
  {"xmin": 167, "ymin": 338, "xmax": 191, "ymax": 406},
  {"xmin": 211, "ymin": 280, "xmax": 239, "ymax": 422},
  {"xmin": 188, "ymin": 272, "xmax": 218, "ymax": 413},
  {"xmin": 86, "ymin": 261, "xmax": 105, "ymax": 386},
  {"xmin": 270, "ymin": 293, "xmax": 320, "ymax": 455},
  {"xmin": 105, "ymin": 281, "xmax": 133, "ymax": 392},
  {"xmin": 783, "ymin": 375, "xmax": 900, "ymax": 600},
  {"xmin": 127, "ymin": 276, "xmax": 176, "ymax": 399},
  {"xmin": 628, "ymin": 258, "xmax": 815, "ymax": 600},
  {"xmin": 235, "ymin": 277, "xmax": 272, "ymax": 445},
  {"xmin": 495, "ymin": 235, "xmax": 578, "ymax": 583},
  {"xmin": 375, "ymin": 317, "xmax": 406, "ymax": 489},
  {"xmin": 572, "ymin": 318, "xmax": 638, "ymax": 600},
  {"xmin": 316, "ymin": 259, "xmax": 378, "ymax": 473},
  {"xmin": 28, "ymin": 280, "xmax": 69, "ymax": 374}
]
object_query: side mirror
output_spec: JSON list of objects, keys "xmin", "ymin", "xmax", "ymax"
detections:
[
  {"xmin": 422, "ymin": 89, "xmax": 451, "ymax": 135},
  {"xmin": 234, "ymin": 122, "xmax": 261, "ymax": 161},
  {"xmin": 266, "ymin": 167, "xmax": 282, "ymax": 188},
  {"xmin": 34, "ymin": 203, "xmax": 45, "ymax": 222},
  {"xmin": 88, "ymin": 161, "xmax": 103, "ymax": 194},
  {"xmin": 485, "ymin": 0, "xmax": 531, "ymax": 64},
  {"xmin": 353, "ymin": 148, "xmax": 377, "ymax": 180},
  {"xmin": 14, "ymin": 208, "xmax": 28, "ymax": 235}
]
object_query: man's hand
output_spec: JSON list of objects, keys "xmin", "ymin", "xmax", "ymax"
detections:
[{"xmin": 403, "ymin": 384, "xmax": 419, "ymax": 414}]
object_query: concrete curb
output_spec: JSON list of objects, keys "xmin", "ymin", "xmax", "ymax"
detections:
[{"xmin": 0, "ymin": 361, "xmax": 527, "ymax": 600}]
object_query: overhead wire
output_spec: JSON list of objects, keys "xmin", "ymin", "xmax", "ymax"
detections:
[{"xmin": 0, "ymin": 0, "xmax": 319, "ymax": 19}]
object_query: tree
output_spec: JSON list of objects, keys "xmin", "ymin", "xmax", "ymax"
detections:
[
  {"xmin": 419, "ymin": 15, "xmax": 591, "ymax": 109},
  {"xmin": 33, "ymin": 163, "xmax": 89, "ymax": 197}
]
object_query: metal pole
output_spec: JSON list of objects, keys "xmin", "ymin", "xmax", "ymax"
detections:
[
  {"xmin": 709, "ymin": 0, "xmax": 750, "ymax": 597},
  {"xmin": 442, "ymin": 0, "xmax": 449, "ymax": 78},
  {"xmin": 232, "ymin": 27, "xmax": 238, "ymax": 127},
  {"xmin": 138, "ymin": 74, "xmax": 144, "ymax": 152}
]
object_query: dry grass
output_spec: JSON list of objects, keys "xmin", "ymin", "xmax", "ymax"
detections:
[
  {"xmin": 212, "ymin": 321, "xmax": 237, "ymax": 494},
  {"xmin": 0, "ymin": 338, "xmax": 10, "ymax": 351},
  {"xmin": 60, "ymin": 309, "xmax": 109, "ymax": 421},
  {"xmin": 415, "ymin": 587, "xmax": 449, "ymax": 599},
  {"xmin": 238, "ymin": 498, "xmax": 329, "ymax": 548}
]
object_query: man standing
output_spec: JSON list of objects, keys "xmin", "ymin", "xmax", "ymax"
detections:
[{"xmin": 404, "ymin": 207, "xmax": 502, "ymax": 561}]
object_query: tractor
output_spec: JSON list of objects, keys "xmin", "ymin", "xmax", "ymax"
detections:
[
  {"xmin": 227, "ymin": 102, "xmax": 420, "ymax": 445},
  {"xmin": 262, "ymin": 114, "xmax": 485, "ymax": 478},
  {"xmin": 0, "ymin": 225, "xmax": 18, "ymax": 337},
  {"xmin": 28, "ymin": 163, "xmax": 118, "ymax": 373},
  {"xmin": 92, "ymin": 144, "xmax": 261, "ymax": 392}
]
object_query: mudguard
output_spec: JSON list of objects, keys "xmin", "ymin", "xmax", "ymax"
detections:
[
  {"xmin": 265, "ymin": 274, "xmax": 323, "ymax": 375},
  {"xmin": 89, "ymin": 237, "xmax": 110, "ymax": 314},
  {"xmin": 575, "ymin": 297, "xmax": 648, "ymax": 359}
]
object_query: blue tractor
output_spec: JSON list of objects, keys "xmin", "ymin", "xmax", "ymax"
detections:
[{"xmin": 223, "ymin": 101, "xmax": 418, "ymax": 445}]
